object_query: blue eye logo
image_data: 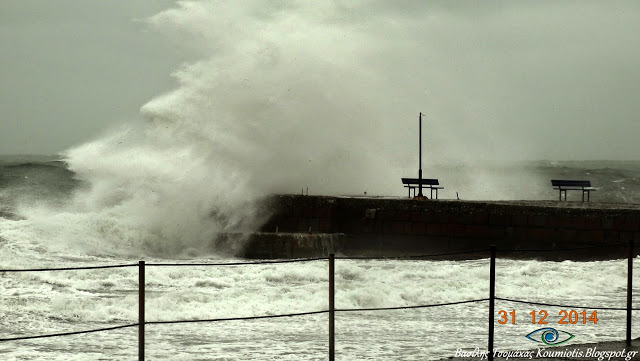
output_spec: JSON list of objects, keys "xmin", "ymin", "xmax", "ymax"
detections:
[{"xmin": 525, "ymin": 327, "xmax": 575, "ymax": 345}]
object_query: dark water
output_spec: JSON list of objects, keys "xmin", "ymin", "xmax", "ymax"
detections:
[{"xmin": 0, "ymin": 155, "xmax": 81, "ymax": 213}]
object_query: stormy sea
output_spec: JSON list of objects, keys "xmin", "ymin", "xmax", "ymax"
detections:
[
  {"xmin": 1, "ymin": 155, "xmax": 639, "ymax": 360},
  {"xmin": 4, "ymin": 0, "xmax": 640, "ymax": 359}
]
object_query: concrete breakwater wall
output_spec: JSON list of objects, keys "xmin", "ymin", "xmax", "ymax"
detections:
[{"xmin": 239, "ymin": 195, "xmax": 640, "ymax": 259}]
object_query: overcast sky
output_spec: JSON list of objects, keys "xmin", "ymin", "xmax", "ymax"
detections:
[
  {"xmin": 1, "ymin": 1, "xmax": 640, "ymax": 160},
  {"xmin": 0, "ymin": 0, "xmax": 187, "ymax": 154}
]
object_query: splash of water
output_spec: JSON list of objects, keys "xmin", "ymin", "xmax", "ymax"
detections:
[{"xmin": 13, "ymin": 1, "xmax": 410, "ymax": 257}]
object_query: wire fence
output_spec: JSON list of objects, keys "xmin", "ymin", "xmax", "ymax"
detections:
[{"xmin": 0, "ymin": 240, "xmax": 636, "ymax": 361}]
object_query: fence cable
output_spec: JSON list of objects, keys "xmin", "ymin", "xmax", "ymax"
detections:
[
  {"xmin": 495, "ymin": 297, "xmax": 638, "ymax": 311},
  {"xmin": 0, "ymin": 299, "xmax": 491, "ymax": 341},
  {"xmin": 337, "ymin": 249, "xmax": 489, "ymax": 260},
  {"xmin": 0, "ymin": 264, "xmax": 138, "ymax": 273},
  {"xmin": 147, "ymin": 257, "xmax": 327, "ymax": 267},
  {"xmin": 336, "ymin": 298, "xmax": 490, "ymax": 312},
  {"xmin": 1, "ymin": 243, "xmax": 629, "ymax": 272},
  {"xmin": 0, "ymin": 241, "xmax": 636, "ymax": 344},
  {"xmin": 148, "ymin": 298, "xmax": 491, "ymax": 326},
  {"xmin": 146, "ymin": 310, "xmax": 329, "ymax": 325},
  {"xmin": 0, "ymin": 323, "xmax": 138, "ymax": 342}
]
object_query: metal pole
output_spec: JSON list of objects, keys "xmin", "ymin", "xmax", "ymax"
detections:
[
  {"xmin": 329, "ymin": 253, "xmax": 335, "ymax": 361},
  {"xmin": 139, "ymin": 261, "xmax": 145, "ymax": 361},
  {"xmin": 488, "ymin": 246, "xmax": 496, "ymax": 361},
  {"xmin": 418, "ymin": 112, "xmax": 423, "ymax": 197},
  {"xmin": 628, "ymin": 240, "xmax": 634, "ymax": 346}
]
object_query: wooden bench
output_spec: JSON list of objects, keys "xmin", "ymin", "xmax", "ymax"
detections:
[
  {"xmin": 551, "ymin": 180, "xmax": 596, "ymax": 202},
  {"xmin": 401, "ymin": 178, "xmax": 444, "ymax": 199}
]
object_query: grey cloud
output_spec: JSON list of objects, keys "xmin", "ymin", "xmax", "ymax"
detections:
[{"xmin": 1, "ymin": 0, "xmax": 640, "ymax": 161}]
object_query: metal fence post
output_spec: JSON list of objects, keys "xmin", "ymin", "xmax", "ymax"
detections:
[
  {"xmin": 628, "ymin": 240, "xmax": 634, "ymax": 346},
  {"xmin": 488, "ymin": 246, "xmax": 496, "ymax": 361},
  {"xmin": 329, "ymin": 253, "xmax": 335, "ymax": 361},
  {"xmin": 139, "ymin": 261, "xmax": 145, "ymax": 361}
]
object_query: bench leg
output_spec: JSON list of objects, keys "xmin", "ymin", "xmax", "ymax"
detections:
[{"xmin": 559, "ymin": 189, "xmax": 562, "ymax": 201}]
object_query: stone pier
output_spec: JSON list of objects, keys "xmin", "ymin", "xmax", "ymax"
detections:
[{"xmin": 235, "ymin": 195, "xmax": 640, "ymax": 260}]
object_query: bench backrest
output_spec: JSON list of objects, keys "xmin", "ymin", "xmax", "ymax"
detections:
[
  {"xmin": 401, "ymin": 178, "xmax": 439, "ymax": 186},
  {"xmin": 551, "ymin": 180, "xmax": 591, "ymax": 188}
]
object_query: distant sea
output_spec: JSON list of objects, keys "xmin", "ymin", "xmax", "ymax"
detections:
[{"xmin": 3, "ymin": 155, "xmax": 640, "ymax": 213}]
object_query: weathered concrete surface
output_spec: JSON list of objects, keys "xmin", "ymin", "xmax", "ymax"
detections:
[
  {"xmin": 214, "ymin": 232, "xmax": 341, "ymax": 259},
  {"xmin": 238, "ymin": 194, "xmax": 640, "ymax": 259}
]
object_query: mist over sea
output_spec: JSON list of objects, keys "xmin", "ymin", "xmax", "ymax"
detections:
[{"xmin": 3, "ymin": 155, "xmax": 640, "ymax": 257}]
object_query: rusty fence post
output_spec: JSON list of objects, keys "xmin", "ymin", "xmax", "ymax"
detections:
[
  {"xmin": 488, "ymin": 246, "xmax": 496, "ymax": 361},
  {"xmin": 628, "ymin": 240, "xmax": 634, "ymax": 346},
  {"xmin": 329, "ymin": 253, "xmax": 335, "ymax": 361},
  {"xmin": 139, "ymin": 261, "xmax": 145, "ymax": 361}
]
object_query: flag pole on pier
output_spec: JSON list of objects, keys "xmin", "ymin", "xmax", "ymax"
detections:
[{"xmin": 417, "ymin": 112, "xmax": 424, "ymax": 198}]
